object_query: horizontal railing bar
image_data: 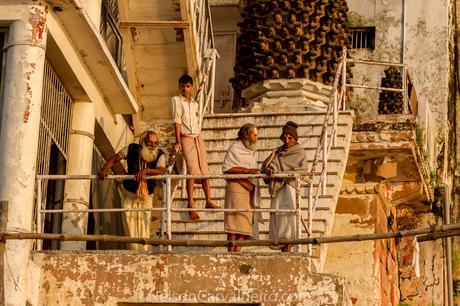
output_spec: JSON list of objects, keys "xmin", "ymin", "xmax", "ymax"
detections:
[
  {"xmin": 40, "ymin": 208, "xmax": 300, "ymax": 214},
  {"xmin": 7, "ymin": 223, "xmax": 460, "ymax": 246},
  {"xmin": 41, "ymin": 208, "xmax": 166, "ymax": 213},
  {"xmin": 346, "ymin": 84, "xmax": 404, "ymax": 92},
  {"xmin": 171, "ymin": 208, "xmax": 298, "ymax": 213},
  {"xmin": 36, "ymin": 173, "xmax": 309, "ymax": 181},
  {"xmin": 347, "ymin": 59, "xmax": 407, "ymax": 67}
]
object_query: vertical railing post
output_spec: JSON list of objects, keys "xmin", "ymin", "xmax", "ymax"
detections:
[
  {"xmin": 322, "ymin": 129, "xmax": 327, "ymax": 196},
  {"xmin": 342, "ymin": 48, "xmax": 347, "ymax": 110},
  {"xmin": 308, "ymin": 182, "xmax": 313, "ymax": 269},
  {"xmin": 333, "ymin": 90, "xmax": 338, "ymax": 147},
  {"xmin": 295, "ymin": 177, "xmax": 301, "ymax": 253},
  {"xmin": 36, "ymin": 178, "xmax": 43, "ymax": 251},
  {"xmin": 209, "ymin": 50, "xmax": 216, "ymax": 115},
  {"xmin": 160, "ymin": 180, "xmax": 166, "ymax": 241},
  {"xmin": 402, "ymin": 65, "xmax": 408, "ymax": 114},
  {"xmin": 165, "ymin": 177, "xmax": 172, "ymax": 252},
  {"xmin": 198, "ymin": 89, "xmax": 204, "ymax": 126}
]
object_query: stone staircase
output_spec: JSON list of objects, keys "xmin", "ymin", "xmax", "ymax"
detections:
[{"xmin": 169, "ymin": 110, "xmax": 354, "ymax": 272}]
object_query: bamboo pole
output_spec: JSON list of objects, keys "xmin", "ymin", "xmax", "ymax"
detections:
[
  {"xmin": 4, "ymin": 223, "xmax": 460, "ymax": 247},
  {"xmin": 417, "ymin": 229, "xmax": 460, "ymax": 242}
]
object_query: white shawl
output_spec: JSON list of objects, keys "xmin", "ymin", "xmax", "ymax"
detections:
[{"xmin": 222, "ymin": 141, "xmax": 263, "ymax": 227}]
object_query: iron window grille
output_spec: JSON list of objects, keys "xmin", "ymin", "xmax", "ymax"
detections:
[{"xmin": 350, "ymin": 27, "xmax": 376, "ymax": 50}]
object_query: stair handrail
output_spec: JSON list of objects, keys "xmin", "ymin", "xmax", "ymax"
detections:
[
  {"xmin": 188, "ymin": 0, "xmax": 219, "ymax": 127},
  {"xmin": 306, "ymin": 48, "xmax": 347, "ymax": 242}
]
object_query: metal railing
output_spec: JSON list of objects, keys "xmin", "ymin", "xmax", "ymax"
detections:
[
  {"xmin": 345, "ymin": 59, "xmax": 410, "ymax": 114},
  {"xmin": 306, "ymin": 47, "xmax": 414, "ymax": 261},
  {"xmin": 34, "ymin": 174, "xmax": 312, "ymax": 253},
  {"xmin": 187, "ymin": 0, "xmax": 219, "ymax": 122}
]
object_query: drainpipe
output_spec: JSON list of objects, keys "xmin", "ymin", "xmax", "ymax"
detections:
[
  {"xmin": 440, "ymin": 183, "xmax": 454, "ymax": 306},
  {"xmin": 401, "ymin": 0, "xmax": 406, "ymax": 64}
]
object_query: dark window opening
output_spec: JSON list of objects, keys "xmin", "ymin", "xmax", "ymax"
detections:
[
  {"xmin": 350, "ymin": 27, "xmax": 375, "ymax": 50},
  {"xmin": 42, "ymin": 143, "xmax": 66, "ymax": 250},
  {"xmin": 100, "ymin": 0, "xmax": 123, "ymax": 69}
]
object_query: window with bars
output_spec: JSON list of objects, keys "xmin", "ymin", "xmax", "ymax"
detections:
[
  {"xmin": 100, "ymin": 0, "xmax": 123, "ymax": 69},
  {"xmin": 350, "ymin": 27, "xmax": 376, "ymax": 50},
  {"xmin": 36, "ymin": 59, "xmax": 73, "ymax": 249}
]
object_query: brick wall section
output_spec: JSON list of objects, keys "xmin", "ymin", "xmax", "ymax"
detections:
[{"xmin": 374, "ymin": 197, "xmax": 399, "ymax": 306}]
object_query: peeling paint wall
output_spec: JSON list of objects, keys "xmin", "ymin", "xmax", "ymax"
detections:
[
  {"xmin": 346, "ymin": 0, "xmax": 403, "ymax": 117},
  {"xmin": 397, "ymin": 212, "xmax": 444, "ymax": 305},
  {"xmin": 346, "ymin": 0, "xmax": 450, "ymax": 134},
  {"xmin": 326, "ymin": 191, "xmax": 444, "ymax": 305},
  {"xmin": 323, "ymin": 194, "xmax": 398, "ymax": 306},
  {"xmin": 34, "ymin": 253, "xmax": 351, "ymax": 306}
]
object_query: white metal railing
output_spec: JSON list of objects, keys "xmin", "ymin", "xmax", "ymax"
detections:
[
  {"xmin": 188, "ymin": 0, "xmax": 219, "ymax": 124},
  {"xmin": 34, "ymin": 174, "xmax": 312, "ymax": 253},
  {"xmin": 307, "ymin": 47, "xmax": 414, "ymax": 260}
]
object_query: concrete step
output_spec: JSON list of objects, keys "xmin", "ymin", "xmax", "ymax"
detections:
[
  {"xmin": 169, "ymin": 196, "xmax": 336, "ymax": 210},
  {"xmin": 171, "ymin": 206, "xmax": 330, "ymax": 222},
  {"xmin": 170, "ymin": 187, "xmax": 332, "ymax": 199},
  {"xmin": 170, "ymin": 215, "xmax": 330, "ymax": 232},
  {"xmin": 202, "ymin": 111, "xmax": 354, "ymax": 128},
  {"xmin": 203, "ymin": 135, "xmax": 348, "ymax": 152},
  {"xmin": 167, "ymin": 111, "xmax": 354, "ymax": 272},
  {"xmin": 207, "ymin": 158, "xmax": 342, "ymax": 166},
  {"xmin": 169, "ymin": 173, "xmax": 342, "ymax": 190},
  {"xmin": 202, "ymin": 125, "xmax": 348, "ymax": 140},
  {"xmin": 206, "ymin": 147, "xmax": 347, "ymax": 163},
  {"xmin": 170, "ymin": 183, "xmax": 338, "ymax": 200},
  {"xmin": 206, "ymin": 160, "xmax": 344, "ymax": 175}
]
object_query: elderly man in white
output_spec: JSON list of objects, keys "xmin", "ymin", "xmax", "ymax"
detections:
[
  {"xmin": 99, "ymin": 130, "xmax": 166, "ymax": 251},
  {"xmin": 222, "ymin": 123, "xmax": 262, "ymax": 252}
]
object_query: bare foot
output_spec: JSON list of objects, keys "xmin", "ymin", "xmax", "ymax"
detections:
[
  {"xmin": 189, "ymin": 211, "xmax": 200, "ymax": 220},
  {"xmin": 205, "ymin": 201, "xmax": 220, "ymax": 209}
]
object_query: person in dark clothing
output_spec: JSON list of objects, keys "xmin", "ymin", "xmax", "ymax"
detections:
[{"xmin": 98, "ymin": 130, "xmax": 166, "ymax": 250}]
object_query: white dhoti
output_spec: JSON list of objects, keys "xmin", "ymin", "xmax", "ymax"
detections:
[
  {"xmin": 269, "ymin": 184, "xmax": 297, "ymax": 247},
  {"xmin": 119, "ymin": 185, "xmax": 162, "ymax": 251}
]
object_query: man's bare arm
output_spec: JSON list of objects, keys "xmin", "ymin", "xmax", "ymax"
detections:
[
  {"xmin": 173, "ymin": 122, "xmax": 182, "ymax": 152},
  {"xmin": 224, "ymin": 167, "xmax": 260, "ymax": 175},
  {"xmin": 98, "ymin": 153, "xmax": 123, "ymax": 179},
  {"xmin": 134, "ymin": 167, "xmax": 167, "ymax": 182}
]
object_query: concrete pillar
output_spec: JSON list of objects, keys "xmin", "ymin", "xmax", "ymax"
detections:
[
  {"xmin": 0, "ymin": 4, "xmax": 48, "ymax": 305},
  {"xmin": 61, "ymin": 101, "xmax": 95, "ymax": 250}
]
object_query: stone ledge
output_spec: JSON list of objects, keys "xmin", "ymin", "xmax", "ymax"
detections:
[{"xmin": 33, "ymin": 252, "xmax": 351, "ymax": 305}]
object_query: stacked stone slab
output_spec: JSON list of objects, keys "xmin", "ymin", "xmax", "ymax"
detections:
[
  {"xmin": 378, "ymin": 67, "xmax": 404, "ymax": 114},
  {"xmin": 169, "ymin": 111, "xmax": 354, "ymax": 272},
  {"xmin": 232, "ymin": 0, "xmax": 352, "ymax": 109}
]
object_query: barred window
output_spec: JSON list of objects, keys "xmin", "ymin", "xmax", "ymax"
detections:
[
  {"xmin": 350, "ymin": 27, "xmax": 375, "ymax": 50},
  {"xmin": 100, "ymin": 0, "xmax": 123, "ymax": 69}
]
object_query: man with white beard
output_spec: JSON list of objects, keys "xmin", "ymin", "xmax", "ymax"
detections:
[
  {"xmin": 222, "ymin": 123, "xmax": 262, "ymax": 252},
  {"xmin": 99, "ymin": 130, "xmax": 166, "ymax": 251}
]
